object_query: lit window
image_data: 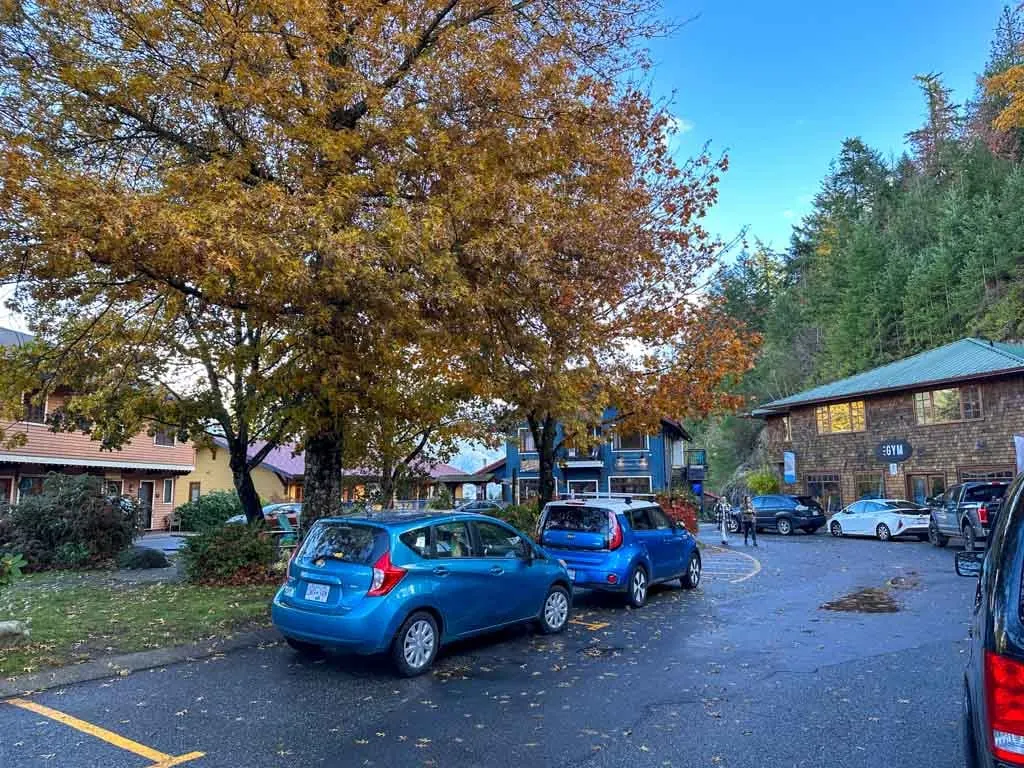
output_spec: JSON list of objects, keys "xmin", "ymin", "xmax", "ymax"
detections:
[
  {"xmin": 814, "ymin": 401, "xmax": 866, "ymax": 434},
  {"xmin": 914, "ymin": 385, "xmax": 982, "ymax": 425},
  {"xmin": 518, "ymin": 428, "xmax": 536, "ymax": 453},
  {"xmin": 782, "ymin": 415, "xmax": 792, "ymax": 442}
]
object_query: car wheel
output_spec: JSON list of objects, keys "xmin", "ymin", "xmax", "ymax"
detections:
[
  {"xmin": 876, "ymin": 523, "xmax": 892, "ymax": 541},
  {"xmin": 963, "ymin": 523, "xmax": 977, "ymax": 552},
  {"xmin": 681, "ymin": 552, "xmax": 702, "ymax": 589},
  {"xmin": 539, "ymin": 585, "xmax": 571, "ymax": 634},
  {"xmin": 285, "ymin": 637, "xmax": 324, "ymax": 657},
  {"xmin": 830, "ymin": 521, "xmax": 843, "ymax": 537},
  {"xmin": 929, "ymin": 521, "xmax": 949, "ymax": 548},
  {"xmin": 776, "ymin": 518, "xmax": 793, "ymax": 536},
  {"xmin": 726, "ymin": 517, "xmax": 740, "ymax": 534},
  {"xmin": 391, "ymin": 611, "xmax": 439, "ymax": 677},
  {"xmin": 626, "ymin": 565, "xmax": 648, "ymax": 608}
]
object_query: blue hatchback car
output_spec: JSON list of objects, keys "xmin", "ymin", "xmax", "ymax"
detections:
[
  {"xmin": 272, "ymin": 512, "xmax": 572, "ymax": 676},
  {"xmin": 537, "ymin": 497, "xmax": 701, "ymax": 607}
]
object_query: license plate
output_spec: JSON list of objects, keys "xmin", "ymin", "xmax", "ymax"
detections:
[
  {"xmin": 304, "ymin": 583, "xmax": 330, "ymax": 602},
  {"xmin": 567, "ymin": 569, "xmax": 576, "ymax": 581}
]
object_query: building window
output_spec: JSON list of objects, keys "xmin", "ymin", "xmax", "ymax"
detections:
[
  {"xmin": 0, "ymin": 477, "xmax": 12, "ymax": 504},
  {"xmin": 814, "ymin": 401, "xmax": 865, "ymax": 434},
  {"xmin": 609, "ymin": 476, "xmax": 653, "ymax": 495},
  {"xmin": 22, "ymin": 394, "xmax": 45, "ymax": 425},
  {"xmin": 17, "ymin": 476, "xmax": 45, "ymax": 501},
  {"xmin": 567, "ymin": 479, "xmax": 599, "ymax": 496},
  {"xmin": 855, "ymin": 472, "xmax": 884, "ymax": 500},
  {"xmin": 958, "ymin": 466, "xmax": 1015, "ymax": 482},
  {"xmin": 806, "ymin": 473, "xmax": 842, "ymax": 513},
  {"xmin": 907, "ymin": 474, "xmax": 946, "ymax": 505},
  {"xmin": 105, "ymin": 480, "xmax": 123, "ymax": 496},
  {"xmin": 162, "ymin": 478, "xmax": 174, "ymax": 503},
  {"xmin": 518, "ymin": 428, "xmax": 537, "ymax": 453},
  {"xmin": 518, "ymin": 478, "xmax": 540, "ymax": 502},
  {"xmin": 782, "ymin": 415, "xmax": 792, "ymax": 442},
  {"xmin": 188, "ymin": 482, "xmax": 201, "ymax": 502},
  {"xmin": 613, "ymin": 432, "xmax": 647, "ymax": 451},
  {"xmin": 153, "ymin": 429, "xmax": 175, "ymax": 447},
  {"xmin": 914, "ymin": 385, "xmax": 983, "ymax": 425}
]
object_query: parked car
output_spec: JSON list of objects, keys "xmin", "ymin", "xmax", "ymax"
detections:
[
  {"xmin": 750, "ymin": 495, "xmax": 826, "ymax": 535},
  {"xmin": 536, "ymin": 496, "xmax": 701, "ymax": 608},
  {"xmin": 456, "ymin": 499, "xmax": 507, "ymax": 513},
  {"xmin": 955, "ymin": 471, "xmax": 1024, "ymax": 768},
  {"xmin": 226, "ymin": 501, "xmax": 302, "ymax": 527},
  {"xmin": 271, "ymin": 511, "xmax": 571, "ymax": 676},
  {"xmin": 929, "ymin": 481, "xmax": 1009, "ymax": 551},
  {"xmin": 828, "ymin": 498, "xmax": 930, "ymax": 541}
]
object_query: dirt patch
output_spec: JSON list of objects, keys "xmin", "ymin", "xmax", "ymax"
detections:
[{"xmin": 820, "ymin": 587, "xmax": 900, "ymax": 613}]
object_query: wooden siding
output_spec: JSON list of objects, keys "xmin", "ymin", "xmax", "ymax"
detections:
[{"xmin": 174, "ymin": 446, "xmax": 291, "ymax": 507}]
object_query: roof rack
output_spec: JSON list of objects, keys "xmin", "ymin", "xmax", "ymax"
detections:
[{"xmin": 563, "ymin": 491, "xmax": 657, "ymax": 504}]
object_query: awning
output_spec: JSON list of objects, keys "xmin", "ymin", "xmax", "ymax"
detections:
[{"xmin": 0, "ymin": 453, "xmax": 194, "ymax": 473}]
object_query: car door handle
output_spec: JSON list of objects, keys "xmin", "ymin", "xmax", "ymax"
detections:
[
  {"xmin": 432, "ymin": 567, "xmax": 450, "ymax": 576},
  {"xmin": 489, "ymin": 566, "xmax": 505, "ymax": 575}
]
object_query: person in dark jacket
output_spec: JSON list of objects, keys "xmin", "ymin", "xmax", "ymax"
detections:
[{"xmin": 742, "ymin": 496, "xmax": 758, "ymax": 547}]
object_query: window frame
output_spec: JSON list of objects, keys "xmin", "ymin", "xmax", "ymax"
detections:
[
  {"xmin": 814, "ymin": 401, "xmax": 866, "ymax": 435},
  {"xmin": 17, "ymin": 475, "xmax": 46, "ymax": 502},
  {"xmin": 957, "ymin": 466, "xmax": 1015, "ymax": 483},
  {"xmin": 782, "ymin": 415, "xmax": 793, "ymax": 442},
  {"xmin": 913, "ymin": 384, "xmax": 983, "ymax": 426},
  {"xmin": 153, "ymin": 429, "xmax": 176, "ymax": 447},
  {"xmin": 805, "ymin": 472, "xmax": 843, "ymax": 513},
  {"xmin": 518, "ymin": 427, "xmax": 537, "ymax": 454},
  {"xmin": 431, "ymin": 520, "xmax": 474, "ymax": 559},
  {"xmin": 471, "ymin": 520, "xmax": 528, "ymax": 559},
  {"xmin": 162, "ymin": 478, "xmax": 174, "ymax": 504},
  {"xmin": 0, "ymin": 475, "xmax": 13, "ymax": 504},
  {"xmin": 608, "ymin": 475, "xmax": 653, "ymax": 495},
  {"xmin": 612, "ymin": 432, "xmax": 649, "ymax": 452},
  {"xmin": 628, "ymin": 507, "xmax": 654, "ymax": 531},
  {"xmin": 855, "ymin": 471, "xmax": 885, "ymax": 500},
  {"xmin": 188, "ymin": 481, "xmax": 201, "ymax": 503},
  {"xmin": 400, "ymin": 525, "xmax": 434, "ymax": 559},
  {"xmin": 21, "ymin": 393, "xmax": 47, "ymax": 425},
  {"xmin": 517, "ymin": 477, "xmax": 557, "ymax": 503},
  {"xmin": 648, "ymin": 505, "xmax": 672, "ymax": 530}
]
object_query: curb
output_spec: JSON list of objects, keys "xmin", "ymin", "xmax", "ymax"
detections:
[{"xmin": 0, "ymin": 627, "xmax": 281, "ymax": 699}]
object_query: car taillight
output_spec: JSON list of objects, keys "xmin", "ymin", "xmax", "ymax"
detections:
[
  {"xmin": 986, "ymin": 650, "xmax": 1024, "ymax": 764},
  {"xmin": 283, "ymin": 546, "xmax": 299, "ymax": 585},
  {"xmin": 979, "ymin": 506, "xmax": 990, "ymax": 525},
  {"xmin": 607, "ymin": 511, "xmax": 623, "ymax": 550},
  {"xmin": 367, "ymin": 550, "xmax": 406, "ymax": 597}
]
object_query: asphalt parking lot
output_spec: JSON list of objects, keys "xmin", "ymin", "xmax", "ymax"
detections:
[{"xmin": 0, "ymin": 530, "xmax": 975, "ymax": 768}]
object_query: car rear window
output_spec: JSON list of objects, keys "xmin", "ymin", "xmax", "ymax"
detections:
[
  {"xmin": 299, "ymin": 522, "xmax": 386, "ymax": 565},
  {"xmin": 964, "ymin": 484, "xmax": 1007, "ymax": 503},
  {"xmin": 542, "ymin": 505, "xmax": 610, "ymax": 533}
]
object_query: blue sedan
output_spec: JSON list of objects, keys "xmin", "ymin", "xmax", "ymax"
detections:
[
  {"xmin": 537, "ymin": 497, "xmax": 701, "ymax": 607},
  {"xmin": 272, "ymin": 512, "xmax": 572, "ymax": 676}
]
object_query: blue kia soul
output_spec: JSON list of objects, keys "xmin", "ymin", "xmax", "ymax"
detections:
[
  {"xmin": 272, "ymin": 512, "xmax": 572, "ymax": 676},
  {"xmin": 537, "ymin": 496, "xmax": 701, "ymax": 607}
]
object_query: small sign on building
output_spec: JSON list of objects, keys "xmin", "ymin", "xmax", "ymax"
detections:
[
  {"xmin": 875, "ymin": 439, "xmax": 913, "ymax": 463},
  {"xmin": 783, "ymin": 451, "xmax": 797, "ymax": 484}
]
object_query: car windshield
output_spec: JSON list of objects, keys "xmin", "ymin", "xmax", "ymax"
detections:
[
  {"xmin": 542, "ymin": 505, "xmax": 609, "ymax": 533},
  {"xmin": 882, "ymin": 500, "xmax": 928, "ymax": 511},
  {"xmin": 964, "ymin": 485, "xmax": 1006, "ymax": 503},
  {"xmin": 298, "ymin": 522, "xmax": 385, "ymax": 564}
]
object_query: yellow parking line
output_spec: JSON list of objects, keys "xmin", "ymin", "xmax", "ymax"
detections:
[
  {"xmin": 5, "ymin": 698, "xmax": 203, "ymax": 766},
  {"xmin": 570, "ymin": 618, "xmax": 610, "ymax": 631}
]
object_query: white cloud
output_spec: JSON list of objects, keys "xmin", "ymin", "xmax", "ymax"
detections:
[
  {"xmin": 667, "ymin": 115, "xmax": 695, "ymax": 135},
  {"xmin": 782, "ymin": 210, "xmax": 795, "ymax": 220}
]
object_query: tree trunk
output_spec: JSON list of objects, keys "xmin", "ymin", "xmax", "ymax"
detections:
[
  {"xmin": 379, "ymin": 459, "xmax": 395, "ymax": 509},
  {"xmin": 532, "ymin": 414, "xmax": 559, "ymax": 510},
  {"xmin": 228, "ymin": 442, "xmax": 264, "ymax": 524},
  {"xmin": 303, "ymin": 427, "xmax": 345, "ymax": 522}
]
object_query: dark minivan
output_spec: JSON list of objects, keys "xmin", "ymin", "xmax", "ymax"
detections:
[{"xmin": 957, "ymin": 471, "xmax": 1024, "ymax": 767}]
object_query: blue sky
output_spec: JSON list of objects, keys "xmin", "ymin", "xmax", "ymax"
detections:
[{"xmin": 652, "ymin": 0, "xmax": 1009, "ymax": 251}]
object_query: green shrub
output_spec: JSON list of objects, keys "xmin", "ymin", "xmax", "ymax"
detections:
[
  {"xmin": 0, "ymin": 553, "xmax": 26, "ymax": 587},
  {"xmin": 493, "ymin": 503, "xmax": 541, "ymax": 537},
  {"xmin": 746, "ymin": 468, "xmax": 781, "ymax": 495},
  {"xmin": 117, "ymin": 546, "xmax": 171, "ymax": 570},
  {"xmin": 174, "ymin": 490, "xmax": 244, "ymax": 532},
  {"xmin": 427, "ymin": 487, "xmax": 454, "ymax": 510},
  {"xmin": 180, "ymin": 524, "xmax": 277, "ymax": 585},
  {"xmin": 0, "ymin": 474, "xmax": 140, "ymax": 571}
]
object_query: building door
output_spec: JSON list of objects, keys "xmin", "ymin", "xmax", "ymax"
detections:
[
  {"xmin": 138, "ymin": 481, "xmax": 154, "ymax": 529},
  {"xmin": 907, "ymin": 474, "xmax": 946, "ymax": 506}
]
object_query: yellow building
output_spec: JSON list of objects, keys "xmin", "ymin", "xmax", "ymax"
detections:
[{"xmin": 174, "ymin": 439, "xmax": 304, "ymax": 507}]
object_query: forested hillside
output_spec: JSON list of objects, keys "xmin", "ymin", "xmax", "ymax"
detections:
[{"xmin": 700, "ymin": 5, "xmax": 1024, "ymax": 488}]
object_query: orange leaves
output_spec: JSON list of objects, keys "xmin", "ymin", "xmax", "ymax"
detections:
[{"xmin": 986, "ymin": 64, "xmax": 1024, "ymax": 131}]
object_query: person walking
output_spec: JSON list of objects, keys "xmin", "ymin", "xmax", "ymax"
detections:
[{"xmin": 742, "ymin": 495, "xmax": 758, "ymax": 547}]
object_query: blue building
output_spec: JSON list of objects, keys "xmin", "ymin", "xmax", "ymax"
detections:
[{"xmin": 483, "ymin": 417, "xmax": 693, "ymax": 504}]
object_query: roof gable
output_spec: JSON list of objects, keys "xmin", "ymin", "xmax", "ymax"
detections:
[{"xmin": 753, "ymin": 338, "xmax": 1024, "ymax": 415}]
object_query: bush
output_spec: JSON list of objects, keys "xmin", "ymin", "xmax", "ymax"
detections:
[
  {"xmin": 117, "ymin": 546, "xmax": 171, "ymax": 570},
  {"xmin": 175, "ymin": 490, "xmax": 244, "ymax": 532},
  {"xmin": 493, "ymin": 503, "xmax": 541, "ymax": 537},
  {"xmin": 180, "ymin": 524, "xmax": 277, "ymax": 585},
  {"xmin": 0, "ymin": 474, "xmax": 140, "ymax": 571},
  {"xmin": 0, "ymin": 553, "xmax": 26, "ymax": 587},
  {"xmin": 427, "ymin": 487, "xmax": 454, "ymax": 510},
  {"xmin": 746, "ymin": 468, "xmax": 781, "ymax": 495}
]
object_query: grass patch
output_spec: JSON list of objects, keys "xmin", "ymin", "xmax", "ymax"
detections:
[{"xmin": 0, "ymin": 578, "xmax": 277, "ymax": 676}]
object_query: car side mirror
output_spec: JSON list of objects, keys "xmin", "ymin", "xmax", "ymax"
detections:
[{"xmin": 955, "ymin": 550, "xmax": 984, "ymax": 578}]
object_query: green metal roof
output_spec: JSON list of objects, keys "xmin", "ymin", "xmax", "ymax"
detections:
[{"xmin": 752, "ymin": 338, "xmax": 1024, "ymax": 416}]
